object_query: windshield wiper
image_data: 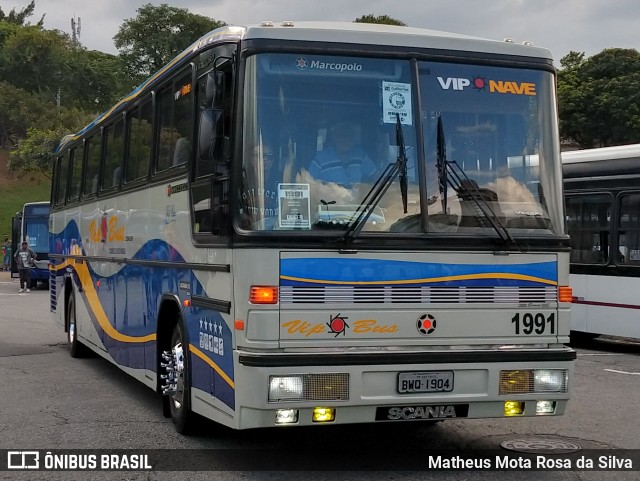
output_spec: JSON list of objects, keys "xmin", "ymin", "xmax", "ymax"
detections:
[
  {"xmin": 436, "ymin": 115, "xmax": 518, "ymax": 249},
  {"xmin": 340, "ymin": 114, "xmax": 409, "ymax": 248}
]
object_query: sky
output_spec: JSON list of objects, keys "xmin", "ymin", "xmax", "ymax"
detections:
[{"xmin": 7, "ymin": 0, "xmax": 640, "ymax": 63}]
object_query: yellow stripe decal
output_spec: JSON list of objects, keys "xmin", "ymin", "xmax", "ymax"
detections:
[
  {"xmin": 55, "ymin": 259, "xmax": 234, "ymax": 386},
  {"xmin": 280, "ymin": 273, "xmax": 558, "ymax": 286},
  {"xmin": 72, "ymin": 260, "xmax": 156, "ymax": 343},
  {"xmin": 189, "ymin": 345, "xmax": 235, "ymax": 389}
]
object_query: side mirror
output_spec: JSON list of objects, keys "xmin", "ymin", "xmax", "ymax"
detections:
[
  {"xmin": 198, "ymin": 108, "xmax": 224, "ymax": 161},
  {"xmin": 205, "ymin": 71, "xmax": 224, "ymax": 107}
]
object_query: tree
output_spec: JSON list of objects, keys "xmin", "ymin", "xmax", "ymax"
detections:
[
  {"xmin": 8, "ymin": 127, "xmax": 65, "ymax": 179},
  {"xmin": 0, "ymin": 26, "xmax": 72, "ymax": 99},
  {"xmin": 0, "ymin": 1, "xmax": 44, "ymax": 26},
  {"xmin": 114, "ymin": 3, "xmax": 226, "ymax": 81},
  {"xmin": 557, "ymin": 48, "xmax": 640, "ymax": 148},
  {"xmin": 9, "ymin": 105, "xmax": 91, "ymax": 178},
  {"xmin": 354, "ymin": 14, "xmax": 406, "ymax": 26}
]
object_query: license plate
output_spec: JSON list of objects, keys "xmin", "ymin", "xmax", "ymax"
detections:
[{"xmin": 398, "ymin": 371, "xmax": 454, "ymax": 393}]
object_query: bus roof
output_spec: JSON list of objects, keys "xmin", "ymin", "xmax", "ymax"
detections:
[
  {"xmin": 562, "ymin": 144, "xmax": 640, "ymax": 181},
  {"xmin": 561, "ymin": 143, "xmax": 640, "ymax": 165},
  {"xmin": 56, "ymin": 21, "xmax": 553, "ymax": 153},
  {"xmin": 240, "ymin": 21, "xmax": 553, "ymax": 59}
]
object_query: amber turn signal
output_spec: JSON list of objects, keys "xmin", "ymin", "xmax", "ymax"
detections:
[
  {"xmin": 558, "ymin": 286, "xmax": 573, "ymax": 303},
  {"xmin": 250, "ymin": 286, "xmax": 278, "ymax": 304}
]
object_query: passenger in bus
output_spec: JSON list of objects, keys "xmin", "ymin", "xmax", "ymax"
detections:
[
  {"xmin": 309, "ymin": 122, "xmax": 377, "ymax": 187},
  {"xmin": 173, "ymin": 135, "xmax": 190, "ymax": 166}
]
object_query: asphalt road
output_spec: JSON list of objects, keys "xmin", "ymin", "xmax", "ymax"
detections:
[{"xmin": 1, "ymin": 270, "xmax": 639, "ymax": 480}]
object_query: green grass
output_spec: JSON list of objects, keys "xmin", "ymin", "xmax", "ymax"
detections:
[{"xmin": 0, "ymin": 180, "xmax": 51, "ymax": 240}]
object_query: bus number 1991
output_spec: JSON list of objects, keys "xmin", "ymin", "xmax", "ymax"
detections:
[{"xmin": 511, "ymin": 313, "xmax": 555, "ymax": 335}]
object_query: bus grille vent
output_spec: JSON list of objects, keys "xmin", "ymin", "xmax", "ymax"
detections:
[{"xmin": 279, "ymin": 286, "xmax": 557, "ymax": 304}]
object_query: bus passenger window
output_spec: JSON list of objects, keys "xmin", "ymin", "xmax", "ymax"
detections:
[{"xmin": 619, "ymin": 193, "xmax": 640, "ymax": 265}]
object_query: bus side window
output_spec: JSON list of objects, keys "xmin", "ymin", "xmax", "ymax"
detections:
[
  {"xmin": 83, "ymin": 136, "xmax": 101, "ymax": 197},
  {"xmin": 155, "ymin": 67, "xmax": 194, "ymax": 174},
  {"xmin": 67, "ymin": 148, "xmax": 82, "ymax": 203},
  {"xmin": 54, "ymin": 154, "xmax": 69, "ymax": 207},
  {"xmin": 566, "ymin": 194, "xmax": 612, "ymax": 265},
  {"xmin": 126, "ymin": 98, "xmax": 153, "ymax": 183},
  {"xmin": 618, "ymin": 193, "xmax": 640, "ymax": 265},
  {"xmin": 102, "ymin": 119, "xmax": 124, "ymax": 191}
]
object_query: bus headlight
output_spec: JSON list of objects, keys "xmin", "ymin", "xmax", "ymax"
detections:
[
  {"xmin": 269, "ymin": 376, "xmax": 304, "ymax": 401},
  {"xmin": 500, "ymin": 369, "xmax": 568, "ymax": 394},
  {"xmin": 534, "ymin": 369, "xmax": 567, "ymax": 392}
]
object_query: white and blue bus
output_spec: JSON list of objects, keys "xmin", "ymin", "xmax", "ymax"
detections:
[
  {"xmin": 11, "ymin": 200, "xmax": 50, "ymax": 288},
  {"xmin": 50, "ymin": 21, "xmax": 575, "ymax": 434},
  {"xmin": 563, "ymin": 143, "xmax": 640, "ymax": 339}
]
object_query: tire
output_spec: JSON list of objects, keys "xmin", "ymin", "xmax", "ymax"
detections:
[
  {"xmin": 166, "ymin": 322, "xmax": 194, "ymax": 434},
  {"xmin": 67, "ymin": 292, "xmax": 87, "ymax": 358},
  {"xmin": 570, "ymin": 330, "xmax": 600, "ymax": 344},
  {"xmin": 30, "ymin": 279, "xmax": 37, "ymax": 289}
]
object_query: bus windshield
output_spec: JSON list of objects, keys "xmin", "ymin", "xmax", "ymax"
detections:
[
  {"xmin": 239, "ymin": 53, "xmax": 563, "ymax": 237},
  {"xmin": 24, "ymin": 216, "xmax": 49, "ymax": 253}
]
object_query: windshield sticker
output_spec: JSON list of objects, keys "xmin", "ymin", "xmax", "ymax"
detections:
[
  {"xmin": 382, "ymin": 81, "xmax": 412, "ymax": 125},
  {"xmin": 278, "ymin": 183, "xmax": 311, "ymax": 229},
  {"xmin": 436, "ymin": 76, "xmax": 536, "ymax": 96}
]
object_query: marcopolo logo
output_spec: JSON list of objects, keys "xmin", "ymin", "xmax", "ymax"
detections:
[
  {"xmin": 295, "ymin": 57, "xmax": 363, "ymax": 73},
  {"xmin": 166, "ymin": 182, "xmax": 188, "ymax": 197}
]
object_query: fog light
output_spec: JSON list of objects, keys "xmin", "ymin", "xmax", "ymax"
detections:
[
  {"xmin": 504, "ymin": 401, "xmax": 524, "ymax": 416},
  {"xmin": 269, "ymin": 375, "xmax": 304, "ymax": 401},
  {"xmin": 536, "ymin": 400, "xmax": 556, "ymax": 414},
  {"xmin": 312, "ymin": 407, "xmax": 335, "ymax": 422},
  {"xmin": 275, "ymin": 409, "xmax": 298, "ymax": 424},
  {"xmin": 534, "ymin": 370, "xmax": 567, "ymax": 393},
  {"xmin": 499, "ymin": 370, "xmax": 533, "ymax": 395}
]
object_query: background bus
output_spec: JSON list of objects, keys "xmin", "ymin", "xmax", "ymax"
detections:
[
  {"xmin": 11, "ymin": 201, "xmax": 50, "ymax": 288},
  {"xmin": 50, "ymin": 22, "xmax": 574, "ymax": 434},
  {"xmin": 563, "ymin": 143, "xmax": 640, "ymax": 339}
]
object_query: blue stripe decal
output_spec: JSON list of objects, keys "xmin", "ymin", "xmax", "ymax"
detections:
[{"xmin": 280, "ymin": 258, "xmax": 557, "ymax": 287}]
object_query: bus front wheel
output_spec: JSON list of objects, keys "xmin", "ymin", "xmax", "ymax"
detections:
[{"xmin": 165, "ymin": 322, "xmax": 194, "ymax": 434}]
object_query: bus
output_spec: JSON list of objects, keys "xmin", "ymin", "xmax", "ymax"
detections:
[
  {"xmin": 50, "ymin": 21, "xmax": 575, "ymax": 434},
  {"xmin": 563, "ymin": 143, "xmax": 640, "ymax": 339},
  {"xmin": 11, "ymin": 201, "xmax": 50, "ymax": 288}
]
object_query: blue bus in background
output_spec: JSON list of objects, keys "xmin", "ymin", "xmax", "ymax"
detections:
[{"xmin": 11, "ymin": 201, "xmax": 50, "ymax": 288}]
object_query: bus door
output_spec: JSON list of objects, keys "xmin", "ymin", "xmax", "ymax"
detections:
[{"xmin": 10, "ymin": 215, "xmax": 21, "ymax": 278}]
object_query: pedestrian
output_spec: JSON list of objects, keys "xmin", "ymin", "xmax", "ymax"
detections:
[
  {"xmin": 2, "ymin": 238, "xmax": 11, "ymax": 271},
  {"xmin": 14, "ymin": 241, "xmax": 37, "ymax": 292}
]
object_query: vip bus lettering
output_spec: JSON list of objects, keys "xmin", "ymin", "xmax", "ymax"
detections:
[
  {"xmin": 108, "ymin": 217, "xmax": 125, "ymax": 242},
  {"xmin": 89, "ymin": 217, "xmax": 125, "ymax": 243},
  {"xmin": 282, "ymin": 320, "xmax": 326, "ymax": 336},
  {"xmin": 488, "ymin": 80, "xmax": 536, "ymax": 96},
  {"xmin": 282, "ymin": 319, "xmax": 398, "ymax": 336},
  {"xmin": 353, "ymin": 320, "xmax": 398, "ymax": 333}
]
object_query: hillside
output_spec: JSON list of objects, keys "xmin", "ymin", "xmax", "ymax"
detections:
[{"xmin": 0, "ymin": 149, "xmax": 51, "ymax": 237}]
